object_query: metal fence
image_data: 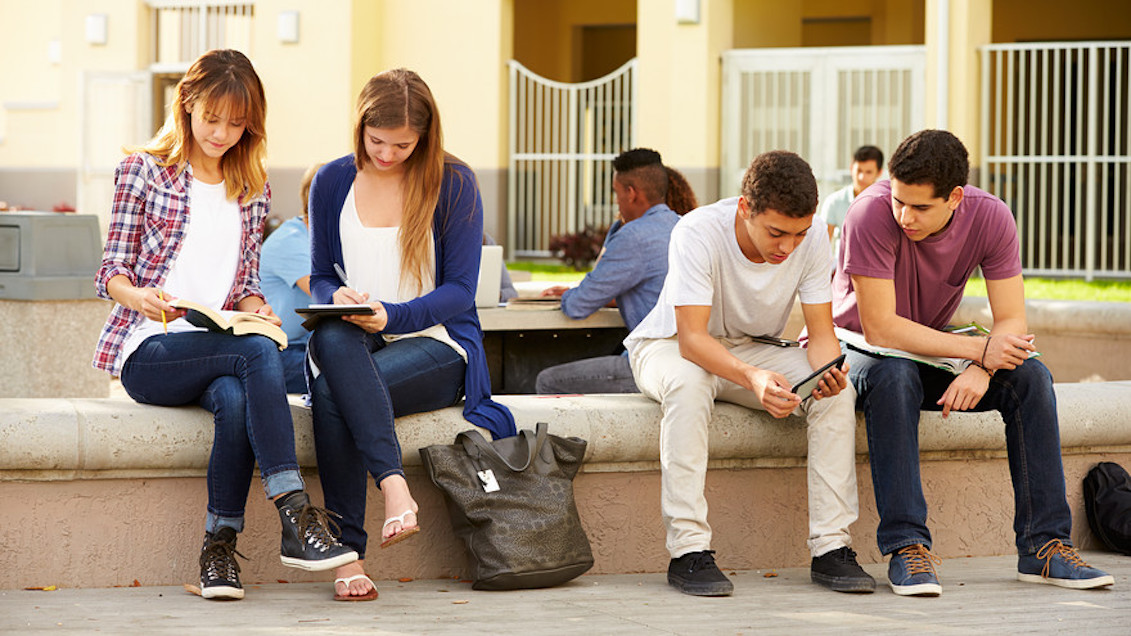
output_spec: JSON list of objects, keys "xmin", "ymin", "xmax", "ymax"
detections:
[
  {"xmin": 720, "ymin": 46, "xmax": 925, "ymax": 199},
  {"xmin": 981, "ymin": 41, "xmax": 1131, "ymax": 279},
  {"xmin": 507, "ymin": 60, "xmax": 637, "ymax": 257}
]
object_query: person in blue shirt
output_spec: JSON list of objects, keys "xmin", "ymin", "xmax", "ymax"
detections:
[
  {"xmin": 535, "ymin": 148, "xmax": 688, "ymax": 394},
  {"xmin": 259, "ymin": 163, "xmax": 322, "ymax": 393}
]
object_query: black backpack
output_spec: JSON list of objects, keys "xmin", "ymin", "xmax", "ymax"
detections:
[{"xmin": 1083, "ymin": 462, "xmax": 1131, "ymax": 555}]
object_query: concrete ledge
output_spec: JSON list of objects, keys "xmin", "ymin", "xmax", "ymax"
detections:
[
  {"xmin": 4, "ymin": 383, "xmax": 1131, "ymax": 479},
  {"xmin": 4, "ymin": 384, "xmax": 1131, "ymax": 590}
]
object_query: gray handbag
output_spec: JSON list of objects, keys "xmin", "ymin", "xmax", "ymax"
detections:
[{"xmin": 419, "ymin": 422, "xmax": 594, "ymax": 590}]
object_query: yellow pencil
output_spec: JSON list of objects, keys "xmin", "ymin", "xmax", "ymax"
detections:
[{"xmin": 158, "ymin": 290, "xmax": 168, "ymax": 334}]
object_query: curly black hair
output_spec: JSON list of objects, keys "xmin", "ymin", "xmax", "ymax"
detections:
[
  {"xmin": 888, "ymin": 130, "xmax": 969, "ymax": 198},
  {"xmin": 740, "ymin": 150, "xmax": 818, "ymax": 218}
]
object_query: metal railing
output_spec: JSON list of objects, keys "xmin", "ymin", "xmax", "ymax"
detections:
[
  {"xmin": 507, "ymin": 60, "xmax": 637, "ymax": 257},
  {"xmin": 981, "ymin": 41, "xmax": 1131, "ymax": 280},
  {"xmin": 147, "ymin": 0, "xmax": 255, "ymax": 70}
]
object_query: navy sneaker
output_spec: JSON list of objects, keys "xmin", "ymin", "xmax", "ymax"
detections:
[
  {"xmin": 276, "ymin": 491, "xmax": 359, "ymax": 571},
  {"xmin": 887, "ymin": 544, "xmax": 942, "ymax": 596},
  {"xmin": 199, "ymin": 527, "xmax": 245, "ymax": 601},
  {"xmin": 1018, "ymin": 539, "xmax": 1114, "ymax": 589},
  {"xmin": 811, "ymin": 546, "xmax": 876, "ymax": 593},
  {"xmin": 667, "ymin": 550, "xmax": 734, "ymax": 596}
]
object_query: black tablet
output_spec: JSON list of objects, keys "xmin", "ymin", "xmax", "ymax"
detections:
[
  {"xmin": 295, "ymin": 304, "xmax": 375, "ymax": 317},
  {"xmin": 791, "ymin": 354, "xmax": 847, "ymax": 400},
  {"xmin": 751, "ymin": 334, "xmax": 800, "ymax": 347}
]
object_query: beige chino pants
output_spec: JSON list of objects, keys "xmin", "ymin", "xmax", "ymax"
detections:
[{"xmin": 629, "ymin": 336, "xmax": 860, "ymax": 559}]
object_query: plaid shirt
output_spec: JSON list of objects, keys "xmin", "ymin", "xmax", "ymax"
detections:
[{"xmin": 92, "ymin": 152, "xmax": 271, "ymax": 375}]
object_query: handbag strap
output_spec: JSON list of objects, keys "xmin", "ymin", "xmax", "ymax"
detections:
[{"xmin": 457, "ymin": 422, "xmax": 549, "ymax": 472}]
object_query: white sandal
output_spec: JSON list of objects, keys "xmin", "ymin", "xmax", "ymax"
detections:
[
  {"xmin": 333, "ymin": 573, "xmax": 378, "ymax": 601},
  {"xmin": 380, "ymin": 510, "xmax": 420, "ymax": 549}
]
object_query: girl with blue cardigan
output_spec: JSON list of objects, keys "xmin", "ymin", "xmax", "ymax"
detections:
[{"xmin": 307, "ymin": 68, "xmax": 516, "ymax": 601}]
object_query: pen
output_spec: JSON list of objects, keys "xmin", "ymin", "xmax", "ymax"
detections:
[
  {"xmin": 333, "ymin": 263, "xmax": 351, "ymax": 288},
  {"xmin": 157, "ymin": 290, "xmax": 168, "ymax": 334}
]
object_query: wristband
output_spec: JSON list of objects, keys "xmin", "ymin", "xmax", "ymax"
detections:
[{"xmin": 980, "ymin": 335, "xmax": 991, "ymax": 369}]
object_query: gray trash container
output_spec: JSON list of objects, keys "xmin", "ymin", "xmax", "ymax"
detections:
[{"xmin": 0, "ymin": 211, "xmax": 101, "ymax": 300}]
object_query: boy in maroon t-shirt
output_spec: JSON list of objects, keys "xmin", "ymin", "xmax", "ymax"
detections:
[{"xmin": 833, "ymin": 130, "xmax": 1112, "ymax": 596}]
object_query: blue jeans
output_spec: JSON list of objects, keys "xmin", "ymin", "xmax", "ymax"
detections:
[
  {"xmin": 309, "ymin": 319, "xmax": 466, "ymax": 556},
  {"xmin": 278, "ymin": 341, "xmax": 308, "ymax": 394},
  {"xmin": 120, "ymin": 332, "xmax": 305, "ymax": 532},
  {"xmin": 845, "ymin": 348, "xmax": 1072, "ymax": 557},
  {"xmin": 535, "ymin": 353, "xmax": 638, "ymax": 394}
]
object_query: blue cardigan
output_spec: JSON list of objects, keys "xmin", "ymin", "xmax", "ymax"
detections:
[{"xmin": 308, "ymin": 155, "xmax": 516, "ymax": 439}]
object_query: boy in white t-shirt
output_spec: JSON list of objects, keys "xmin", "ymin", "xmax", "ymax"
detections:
[{"xmin": 626, "ymin": 151, "xmax": 872, "ymax": 596}]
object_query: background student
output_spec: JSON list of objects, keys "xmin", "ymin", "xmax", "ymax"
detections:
[
  {"xmin": 91, "ymin": 49, "xmax": 356, "ymax": 602},
  {"xmin": 306, "ymin": 68, "xmax": 516, "ymax": 601},
  {"xmin": 535, "ymin": 148, "xmax": 689, "ymax": 394},
  {"xmin": 818, "ymin": 145, "xmax": 883, "ymax": 259},
  {"xmin": 259, "ymin": 162, "xmax": 323, "ymax": 393}
]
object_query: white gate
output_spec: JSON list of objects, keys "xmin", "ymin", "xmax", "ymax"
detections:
[
  {"xmin": 507, "ymin": 60, "xmax": 637, "ymax": 257},
  {"xmin": 720, "ymin": 46, "xmax": 925, "ymax": 198},
  {"xmin": 981, "ymin": 41, "xmax": 1131, "ymax": 280}
]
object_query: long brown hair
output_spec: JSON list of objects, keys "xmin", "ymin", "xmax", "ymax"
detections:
[
  {"xmin": 353, "ymin": 68, "xmax": 445, "ymax": 295},
  {"xmin": 135, "ymin": 49, "xmax": 268, "ymax": 202}
]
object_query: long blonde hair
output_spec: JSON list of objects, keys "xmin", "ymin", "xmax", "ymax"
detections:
[
  {"xmin": 353, "ymin": 68, "xmax": 445, "ymax": 295},
  {"xmin": 136, "ymin": 49, "xmax": 268, "ymax": 202}
]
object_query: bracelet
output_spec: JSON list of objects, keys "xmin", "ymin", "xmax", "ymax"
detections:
[
  {"xmin": 980, "ymin": 335, "xmax": 991, "ymax": 368},
  {"xmin": 971, "ymin": 361, "xmax": 995, "ymax": 378}
]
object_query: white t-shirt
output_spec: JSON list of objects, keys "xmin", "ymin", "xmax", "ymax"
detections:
[
  {"xmin": 339, "ymin": 185, "xmax": 466, "ymax": 360},
  {"xmin": 624, "ymin": 197, "xmax": 832, "ymax": 353},
  {"xmin": 121, "ymin": 179, "xmax": 241, "ymax": 361}
]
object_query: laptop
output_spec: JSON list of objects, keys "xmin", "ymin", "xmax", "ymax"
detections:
[{"xmin": 476, "ymin": 245, "xmax": 504, "ymax": 308}]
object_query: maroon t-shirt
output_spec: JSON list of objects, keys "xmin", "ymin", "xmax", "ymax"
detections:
[{"xmin": 832, "ymin": 180, "xmax": 1022, "ymax": 333}]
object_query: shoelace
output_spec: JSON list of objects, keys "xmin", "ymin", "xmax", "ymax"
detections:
[
  {"xmin": 296, "ymin": 504, "xmax": 346, "ymax": 552},
  {"xmin": 1034, "ymin": 539, "xmax": 1088, "ymax": 577},
  {"xmin": 897, "ymin": 544, "xmax": 941, "ymax": 576},
  {"xmin": 685, "ymin": 550, "xmax": 721, "ymax": 573},
  {"xmin": 200, "ymin": 539, "xmax": 245, "ymax": 581}
]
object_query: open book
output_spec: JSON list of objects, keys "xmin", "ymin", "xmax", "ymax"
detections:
[
  {"xmin": 835, "ymin": 323, "xmax": 1040, "ymax": 375},
  {"xmin": 835, "ymin": 327, "xmax": 970, "ymax": 374},
  {"xmin": 170, "ymin": 298, "xmax": 287, "ymax": 350}
]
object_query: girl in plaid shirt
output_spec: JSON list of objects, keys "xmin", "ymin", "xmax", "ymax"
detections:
[{"xmin": 92, "ymin": 49, "xmax": 356, "ymax": 600}]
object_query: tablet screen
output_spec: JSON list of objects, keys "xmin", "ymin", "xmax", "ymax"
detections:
[{"xmin": 791, "ymin": 354, "xmax": 847, "ymax": 400}]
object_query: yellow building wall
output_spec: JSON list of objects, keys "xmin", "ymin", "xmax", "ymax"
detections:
[
  {"xmin": 513, "ymin": 0, "xmax": 634, "ymax": 82},
  {"xmin": 253, "ymin": 0, "xmax": 356, "ymax": 169},
  {"xmin": 733, "ymin": 0, "xmax": 801, "ymax": 48},
  {"xmin": 924, "ymin": 0, "xmax": 991, "ymax": 166},
  {"xmin": 638, "ymin": 0, "xmax": 733, "ymax": 174},
  {"xmin": 0, "ymin": 0, "xmax": 145, "ymax": 169},
  {"xmin": 375, "ymin": 0, "xmax": 511, "ymax": 170},
  {"xmin": 992, "ymin": 0, "xmax": 1131, "ymax": 43}
]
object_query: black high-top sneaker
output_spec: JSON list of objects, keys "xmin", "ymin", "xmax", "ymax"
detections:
[
  {"xmin": 199, "ymin": 527, "xmax": 245, "ymax": 600},
  {"xmin": 276, "ymin": 491, "xmax": 359, "ymax": 571}
]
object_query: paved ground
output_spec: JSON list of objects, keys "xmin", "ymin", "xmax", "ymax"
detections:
[{"xmin": 3, "ymin": 553, "xmax": 1130, "ymax": 635}]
